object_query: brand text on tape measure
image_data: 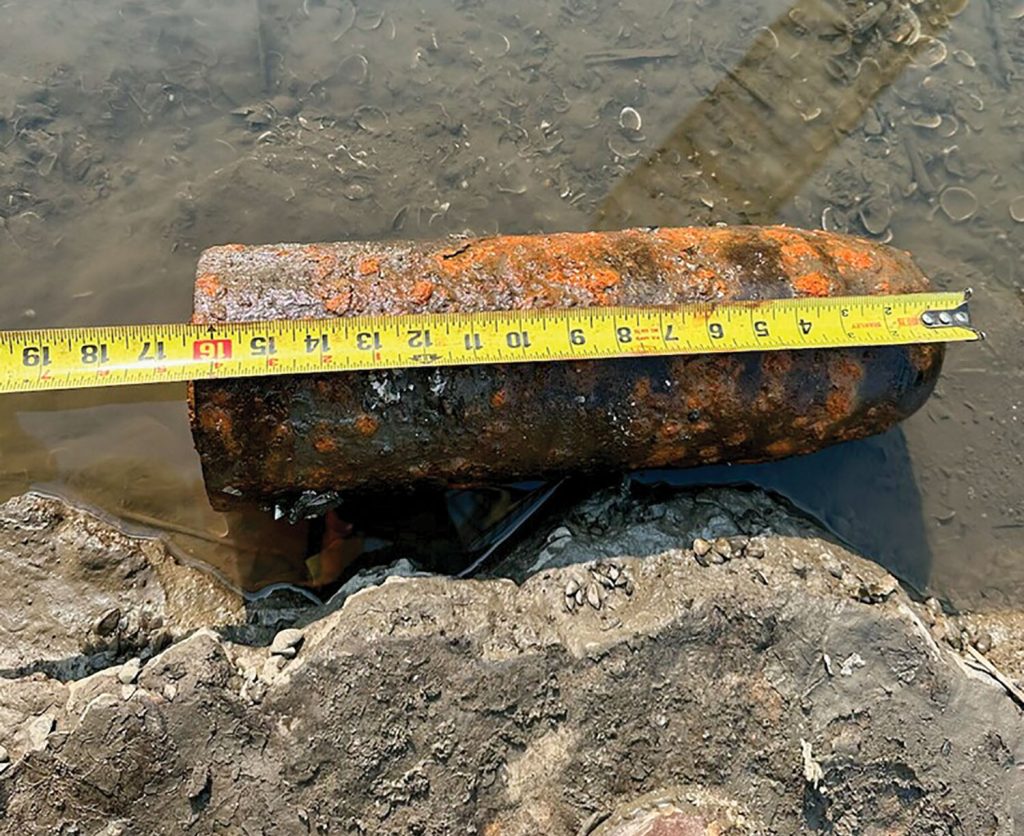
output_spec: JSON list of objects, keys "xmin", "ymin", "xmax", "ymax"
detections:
[{"xmin": 0, "ymin": 291, "xmax": 981, "ymax": 394}]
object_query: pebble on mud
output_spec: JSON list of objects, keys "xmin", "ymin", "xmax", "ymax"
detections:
[
  {"xmin": 93, "ymin": 607, "xmax": 121, "ymax": 637},
  {"xmin": 117, "ymin": 658, "xmax": 141, "ymax": 685},
  {"xmin": 692, "ymin": 538, "xmax": 712, "ymax": 557},
  {"xmin": 26, "ymin": 714, "xmax": 55, "ymax": 751},
  {"xmin": 712, "ymin": 537, "xmax": 733, "ymax": 560},
  {"xmin": 270, "ymin": 628, "xmax": 305, "ymax": 658},
  {"xmin": 745, "ymin": 539, "xmax": 766, "ymax": 559}
]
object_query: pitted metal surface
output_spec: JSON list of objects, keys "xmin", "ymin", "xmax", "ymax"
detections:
[{"xmin": 189, "ymin": 226, "xmax": 943, "ymax": 508}]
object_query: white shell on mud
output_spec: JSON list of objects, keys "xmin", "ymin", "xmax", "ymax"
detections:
[
  {"xmin": 939, "ymin": 186, "xmax": 977, "ymax": 222},
  {"xmin": 914, "ymin": 36, "xmax": 947, "ymax": 69},
  {"xmin": 1009, "ymin": 196, "xmax": 1024, "ymax": 223},
  {"xmin": 618, "ymin": 106, "xmax": 642, "ymax": 132}
]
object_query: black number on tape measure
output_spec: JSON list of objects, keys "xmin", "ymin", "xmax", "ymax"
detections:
[
  {"xmin": 569, "ymin": 329, "xmax": 586, "ymax": 346},
  {"xmin": 505, "ymin": 330, "xmax": 531, "ymax": 349},
  {"xmin": 249, "ymin": 337, "xmax": 276, "ymax": 356},
  {"xmin": 464, "ymin": 333, "xmax": 483, "ymax": 351},
  {"xmin": 799, "ymin": 319, "xmax": 813, "ymax": 335},
  {"xmin": 22, "ymin": 346, "xmax": 51, "ymax": 367},
  {"xmin": 663, "ymin": 325, "xmax": 678, "ymax": 342},
  {"xmin": 616, "ymin": 326, "xmax": 633, "ymax": 344},
  {"xmin": 305, "ymin": 334, "xmax": 329, "ymax": 353},
  {"xmin": 81, "ymin": 344, "xmax": 109, "ymax": 364},
  {"xmin": 356, "ymin": 331, "xmax": 382, "ymax": 351},
  {"xmin": 407, "ymin": 329, "xmax": 433, "ymax": 349},
  {"xmin": 138, "ymin": 340, "xmax": 166, "ymax": 361},
  {"xmin": 708, "ymin": 323, "xmax": 724, "ymax": 340},
  {"xmin": 754, "ymin": 321, "xmax": 770, "ymax": 338}
]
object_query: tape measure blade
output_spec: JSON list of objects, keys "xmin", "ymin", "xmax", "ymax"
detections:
[{"xmin": 0, "ymin": 292, "xmax": 978, "ymax": 394}]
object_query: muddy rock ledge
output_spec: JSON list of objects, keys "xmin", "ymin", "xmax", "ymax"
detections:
[{"xmin": 0, "ymin": 488, "xmax": 1022, "ymax": 834}]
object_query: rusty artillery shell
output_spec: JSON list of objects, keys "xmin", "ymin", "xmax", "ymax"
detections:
[{"xmin": 189, "ymin": 226, "xmax": 943, "ymax": 509}]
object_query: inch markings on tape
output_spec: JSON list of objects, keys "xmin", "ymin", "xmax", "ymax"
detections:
[{"xmin": 0, "ymin": 291, "xmax": 981, "ymax": 394}]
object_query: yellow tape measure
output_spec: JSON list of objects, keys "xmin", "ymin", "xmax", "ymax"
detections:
[{"xmin": 0, "ymin": 291, "xmax": 980, "ymax": 394}]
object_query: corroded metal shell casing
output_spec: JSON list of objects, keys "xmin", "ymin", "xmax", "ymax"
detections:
[{"xmin": 189, "ymin": 226, "xmax": 943, "ymax": 509}]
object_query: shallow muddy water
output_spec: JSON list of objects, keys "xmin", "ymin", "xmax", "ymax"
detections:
[{"xmin": 0, "ymin": 0, "xmax": 1021, "ymax": 607}]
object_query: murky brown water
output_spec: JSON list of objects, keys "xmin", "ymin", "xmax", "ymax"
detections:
[{"xmin": 0, "ymin": 0, "xmax": 1020, "ymax": 606}]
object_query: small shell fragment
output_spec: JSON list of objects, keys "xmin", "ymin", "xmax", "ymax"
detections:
[
  {"xmin": 859, "ymin": 196, "xmax": 892, "ymax": 235},
  {"xmin": 607, "ymin": 137, "xmax": 641, "ymax": 159},
  {"xmin": 913, "ymin": 36, "xmax": 947, "ymax": 68},
  {"xmin": 353, "ymin": 105, "xmax": 389, "ymax": 133},
  {"xmin": 338, "ymin": 54, "xmax": 369, "ymax": 85},
  {"xmin": 952, "ymin": 49, "xmax": 976, "ymax": 68},
  {"xmin": 618, "ymin": 106, "xmax": 642, "ymax": 133},
  {"xmin": 910, "ymin": 112, "xmax": 942, "ymax": 129},
  {"xmin": 939, "ymin": 186, "xmax": 977, "ymax": 223},
  {"xmin": 1009, "ymin": 196, "xmax": 1024, "ymax": 223}
]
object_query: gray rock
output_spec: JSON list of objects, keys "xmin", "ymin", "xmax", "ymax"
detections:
[
  {"xmin": 116, "ymin": 658, "xmax": 141, "ymax": 685},
  {"xmin": 0, "ymin": 744, "xmax": 8, "ymax": 763},
  {"xmin": 0, "ymin": 494, "xmax": 246, "ymax": 679},
  {"xmin": 0, "ymin": 488, "xmax": 1021, "ymax": 835},
  {"xmin": 184, "ymin": 764, "xmax": 210, "ymax": 800},
  {"xmin": 93, "ymin": 607, "xmax": 121, "ymax": 637},
  {"xmin": 24, "ymin": 714, "xmax": 54, "ymax": 752},
  {"xmin": 270, "ymin": 628, "xmax": 304, "ymax": 658}
]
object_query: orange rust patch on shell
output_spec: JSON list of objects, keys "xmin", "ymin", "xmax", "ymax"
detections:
[
  {"xmin": 313, "ymin": 435, "xmax": 337, "ymax": 453},
  {"xmin": 224, "ymin": 244, "xmax": 246, "ymax": 252},
  {"xmin": 411, "ymin": 280, "xmax": 435, "ymax": 305},
  {"xmin": 826, "ymin": 389, "xmax": 853, "ymax": 418},
  {"xmin": 325, "ymin": 289, "xmax": 352, "ymax": 314},
  {"xmin": 434, "ymin": 231, "xmax": 628, "ymax": 302},
  {"xmin": 763, "ymin": 227, "xmax": 818, "ymax": 257},
  {"xmin": 832, "ymin": 244, "xmax": 878, "ymax": 273},
  {"xmin": 195, "ymin": 273, "xmax": 221, "ymax": 298},
  {"xmin": 303, "ymin": 245, "xmax": 340, "ymax": 282},
  {"xmin": 654, "ymin": 227, "xmax": 699, "ymax": 252},
  {"xmin": 825, "ymin": 355, "xmax": 865, "ymax": 418},
  {"xmin": 581, "ymin": 267, "xmax": 621, "ymax": 303},
  {"xmin": 830, "ymin": 355, "xmax": 865, "ymax": 388},
  {"xmin": 358, "ymin": 258, "xmax": 380, "ymax": 276},
  {"xmin": 793, "ymin": 272, "xmax": 832, "ymax": 297},
  {"xmin": 658, "ymin": 421, "xmax": 682, "ymax": 440},
  {"xmin": 765, "ymin": 438, "xmax": 798, "ymax": 458},
  {"xmin": 908, "ymin": 344, "xmax": 940, "ymax": 373},
  {"xmin": 354, "ymin": 414, "xmax": 380, "ymax": 437}
]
